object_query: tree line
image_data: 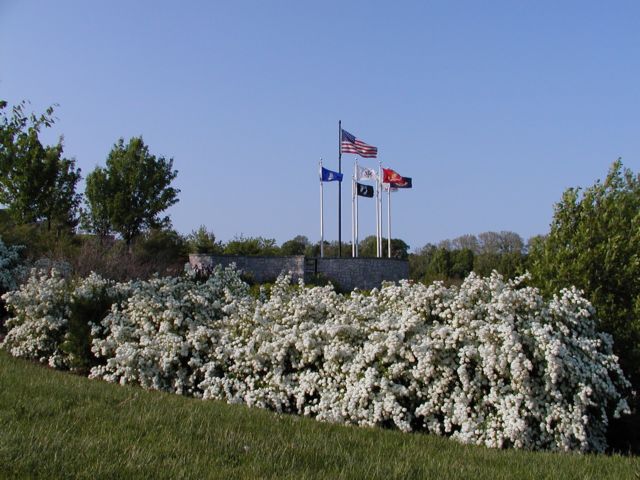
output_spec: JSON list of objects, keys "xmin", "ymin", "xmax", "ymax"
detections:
[
  {"xmin": 0, "ymin": 101, "xmax": 179, "ymax": 248},
  {"xmin": 410, "ymin": 230, "xmax": 534, "ymax": 284}
]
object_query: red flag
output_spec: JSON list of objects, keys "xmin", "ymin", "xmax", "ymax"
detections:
[{"xmin": 382, "ymin": 168, "xmax": 404, "ymax": 184}]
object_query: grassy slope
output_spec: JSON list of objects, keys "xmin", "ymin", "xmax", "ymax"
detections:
[{"xmin": 0, "ymin": 351, "xmax": 638, "ymax": 480}]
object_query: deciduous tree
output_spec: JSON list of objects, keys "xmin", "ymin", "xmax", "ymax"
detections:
[
  {"xmin": 0, "ymin": 100, "xmax": 81, "ymax": 232},
  {"xmin": 83, "ymin": 137, "xmax": 179, "ymax": 246},
  {"xmin": 529, "ymin": 159, "xmax": 640, "ymax": 388},
  {"xmin": 280, "ymin": 235, "xmax": 310, "ymax": 256}
]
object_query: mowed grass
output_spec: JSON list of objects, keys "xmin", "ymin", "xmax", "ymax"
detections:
[{"xmin": 0, "ymin": 351, "xmax": 638, "ymax": 480}]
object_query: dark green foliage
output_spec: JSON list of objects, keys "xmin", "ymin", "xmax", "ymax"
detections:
[
  {"xmin": 410, "ymin": 231, "xmax": 527, "ymax": 284},
  {"xmin": 430, "ymin": 247, "xmax": 452, "ymax": 279},
  {"xmin": 410, "ymin": 245, "xmax": 456, "ymax": 284},
  {"xmin": 302, "ymin": 236, "xmax": 407, "ymax": 259},
  {"xmin": 306, "ymin": 272, "xmax": 334, "ymax": 288},
  {"xmin": 60, "ymin": 289, "xmax": 113, "ymax": 374},
  {"xmin": 450, "ymin": 248, "xmax": 474, "ymax": 279},
  {"xmin": 357, "ymin": 235, "xmax": 409, "ymax": 259},
  {"xmin": 224, "ymin": 235, "xmax": 280, "ymax": 256},
  {"xmin": 357, "ymin": 236, "xmax": 378, "ymax": 257},
  {"xmin": 187, "ymin": 225, "xmax": 223, "ymax": 254},
  {"xmin": 134, "ymin": 229, "xmax": 187, "ymax": 265},
  {"xmin": 305, "ymin": 240, "xmax": 350, "ymax": 258},
  {"xmin": 0, "ymin": 100, "xmax": 81, "ymax": 233},
  {"xmin": 280, "ymin": 235, "xmax": 310, "ymax": 256},
  {"xmin": 0, "ymin": 235, "xmax": 24, "ymax": 330},
  {"xmin": 472, "ymin": 252, "xmax": 499, "ymax": 277},
  {"xmin": 0, "ymin": 211, "xmax": 81, "ymax": 265},
  {"xmin": 528, "ymin": 160, "xmax": 640, "ymax": 389},
  {"xmin": 239, "ymin": 271, "xmax": 257, "ymax": 285},
  {"xmin": 82, "ymin": 167, "xmax": 111, "ymax": 237},
  {"xmin": 83, "ymin": 137, "xmax": 179, "ymax": 245},
  {"xmin": 0, "ymin": 235, "xmax": 24, "ymax": 291},
  {"xmin": 473, "ymin": 252, "xmax": 525, "ymax": 278},
  {"xmin": 388, "ymin": 238, "xmax": 410, "ymax": 259}
]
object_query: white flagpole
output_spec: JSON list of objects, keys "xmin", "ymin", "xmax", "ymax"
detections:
[
  {"xmin": 351, "ymin": 166, "xmax": 355, "ymax": 258},
  {"xmin": 377, "ymin": 161, "xmax": 382, "ymax": 257},
  {"xmin": 375, "ymin": 174, "xmax": 380, "ymax": 258},
  {"xmin": 319, "ymin": 159, "xmax": 324, "ymax": 258},
  {"xmin": 355, "ymin": 160, "xmax": 359, "ymax": 257},
  {"xmin": 387, "ymin": 185, "xmax": 392, "ymax": 258}
]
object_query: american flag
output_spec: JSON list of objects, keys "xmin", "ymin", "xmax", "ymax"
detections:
[{"xmin": 341, "ymin": 129, "xmax": 378, "ymax": 158}]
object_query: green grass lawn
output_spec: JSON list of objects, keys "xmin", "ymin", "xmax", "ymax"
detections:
[{"xmin": 0, "ymin": 350, "xmax": 638, "ymax": 479}]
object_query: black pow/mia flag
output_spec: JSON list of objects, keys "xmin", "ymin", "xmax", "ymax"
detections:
[{"xmin": 356, "ymin": 182, "xmax": 374, "ymax": 198}]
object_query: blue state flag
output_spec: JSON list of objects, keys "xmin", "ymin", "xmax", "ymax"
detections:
[{"xmin": 321, "ymin": 167, "xmax": 343, "ymax": 182}]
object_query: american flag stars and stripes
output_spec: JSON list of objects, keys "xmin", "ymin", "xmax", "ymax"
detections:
[{"xmin": 341, "ymin": 129, "xmax": 378, "ymax": 158}]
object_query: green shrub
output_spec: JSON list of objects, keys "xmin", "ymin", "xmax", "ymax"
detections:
[
  {"xmin": 528, "ymin": 160, "xmax": 640, "ymax": 389},
  {"xmin": 60, "ymin": 288, "xmax": 113, "ymax": 374},
  {"xmin": 527, "ymin": 160, "xmax": 640, "ymax": 453},
  {"xmin": 224, "ymin": 235, "xmax": 280, "ymax": 256},
  {"xmin": 186, "ymin": 225, "xmax": 223, "ymax": 254}
]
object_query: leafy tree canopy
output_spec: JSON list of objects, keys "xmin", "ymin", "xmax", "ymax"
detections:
[
  {"xmin": 280, "ymin": 235, "xmax": 310, "ymax": 256},
  {"xmin": 528, "ymin": 159, "xmax": 640, "ymax": 387},
  {"xmin": 0, "ymin": 100, "xmax": 81, "ymax": 231},
  {"xmin": 187, "ymin": 225, "xmax": 223, "ymax": 254},
  {"xmin": 357, "ymin": 236, "xmax": 409, "ymax": 259},
  {"xmin": 224, "ymin": 235, "xmax": 280, "ymax": 256},
  {"xmin": 411, "ymin": 231, "xmax": 527, "ymax": 284},
  {"xmin": 83, "ymin": 137, "xmax": 179, "ymax": 245}
]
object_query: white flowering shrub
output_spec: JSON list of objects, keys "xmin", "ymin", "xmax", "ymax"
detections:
[
  {"xmin": 2, "ymin": 263, "xmax": 631, "ymax": 452},
  {"xmin": 204, "ymin": 274, "xmax": 631, "ymax": 452},
  {"xmin": 2, "ymin": 269, "xmax": 72, "ymax": 367},
  {"xmin": 1, "ymin": 270, "xmax": 129, "ymax": 369},
  {"xmin": 89, "ymin": 265, "xmax": 251, "ymax": 395}
]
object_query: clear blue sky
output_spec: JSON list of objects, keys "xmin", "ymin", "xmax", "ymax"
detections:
[{"xmin": 2, "ymin": 1, "xmax": 639, "ymax": 251}]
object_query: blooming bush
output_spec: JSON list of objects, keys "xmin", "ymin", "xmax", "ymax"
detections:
[
  {"xmin": 1, "ymin": 265, "xmax": 631, "ymax": 452},
  {"xmin": 2, "ymin": 269, "xmax": 71, "ymax": 367},
  {"xmin": 90, "ymin": 265, "xmax": 250, "ymax": 394},
  {"xmin": 1, "ymin": 270, "xmax": 128, "ymax": 369}
]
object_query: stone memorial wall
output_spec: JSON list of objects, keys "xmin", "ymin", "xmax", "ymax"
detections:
[{"xmin": 188, "ymin": 254, "xmax": 409, "ymax": 291}]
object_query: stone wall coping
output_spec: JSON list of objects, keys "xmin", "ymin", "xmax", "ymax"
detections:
[
  {"xmin": 189, "ymin": 254, "xmax": 304, "ymax": 260},
  {"xmin": 188, "ymin": 254, "xmax": 409, "ymax": 291},
  {"xmin": 312, "ymin": 257, "xmax": 408, "ymax": 262},
  {"xmin": 189, "ymin": 254, "xmax": 407, "ymax": 262}
]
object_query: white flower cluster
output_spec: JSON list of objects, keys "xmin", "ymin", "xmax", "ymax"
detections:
[
  {"xmin": 2, "ymin": 269, "xmax": 72, "ymax": 367},
  {"xmin": 1, "ymin": 270, "xmax": 126, "ymax": 368},
  {"xmin": 89, "ymin": 265, "xmax": 250, "ymax": 395},
  {"xmin": 1, "ymin": 266, "xmax": 631, "ymax": 452}
]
